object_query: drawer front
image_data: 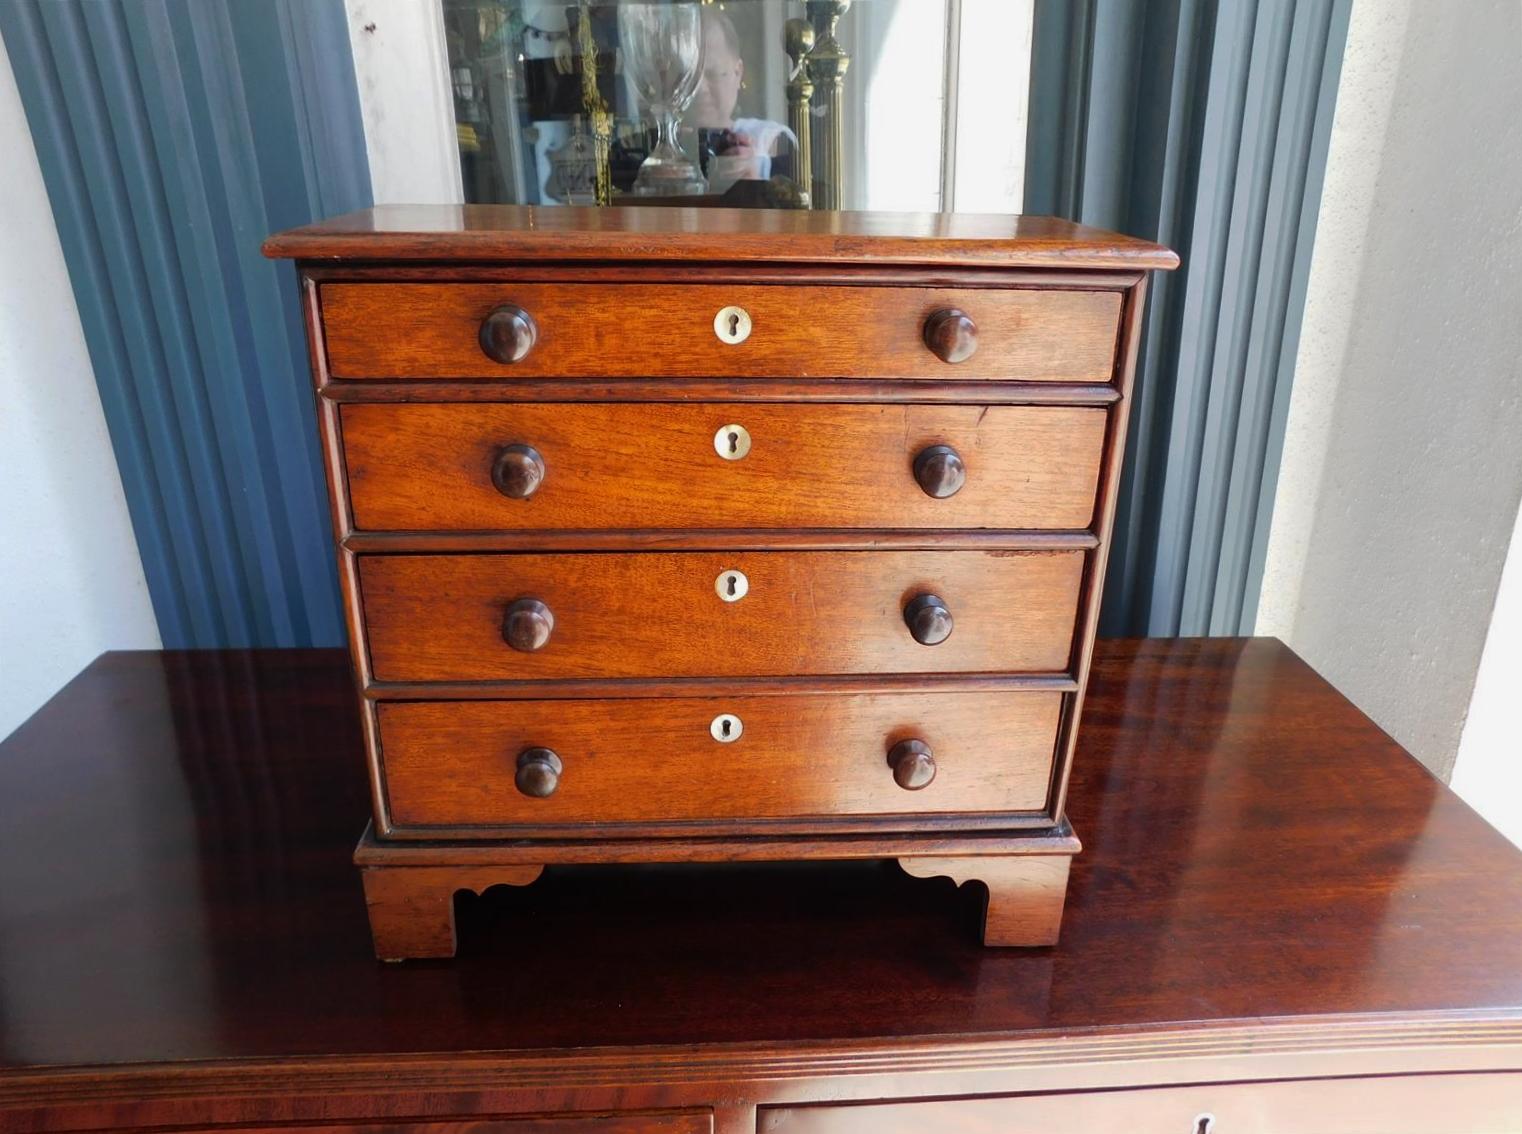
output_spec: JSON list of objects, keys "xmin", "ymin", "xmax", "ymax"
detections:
[
  {"xmin": 320, "ymin": 282, "xmax": 1122, "ymax": 381},
  {"xmin": 340, "ymin": 403, "xmax": 1107, "ymax": 533},
  {"xmin": 380, "ymin": 691, "xmax": 1060, "ymax": 827},
  {"xmin": 760, "ymin": 1072, "xmax": 1522, "ymax": 1133},
  {"xmin": 359, "ymin": 550, "xmax": 1083, "ymax": 682},
  {"xmin": 193, "ymin": 1115, "xmax": 711, "ymax": 1134}
]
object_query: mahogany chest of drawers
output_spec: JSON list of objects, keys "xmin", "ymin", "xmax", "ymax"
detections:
[{"xmin": 264, "ymin": 206, "xmax": 1177, "ymax": 960}]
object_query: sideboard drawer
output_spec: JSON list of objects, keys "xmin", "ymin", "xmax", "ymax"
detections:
[
  {"xmin": 192, "ymin": 1114, "xmax": 711, "ymax": 1134},
  {"xmin": 760, "ymin": 1073, "xmax": 1522, "ymax": 1133},
  {"xmin": 359, "ymin": 550, "xmax": 1084, "ymax": 682},
  {"xmin": 379, "ymin": 690, "xmax": 1060, "ymax": 829},
  {"xmin": 340, "ymin": 402, "xmax": 1107, "ymax": 533},
  {"xmin": 320, "ymin": 282, "xmax": 1123, "ymax": 381}
]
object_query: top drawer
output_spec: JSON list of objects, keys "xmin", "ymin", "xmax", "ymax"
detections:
[{"xmin": 318, "ymin": 282, "xmax": 1123, "ymax": 381}]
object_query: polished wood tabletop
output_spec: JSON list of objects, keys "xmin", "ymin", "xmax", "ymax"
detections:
[
  {"xmin": 262, "ymin": 204, "xmax": 1179, "ymax": 268},
  {"xmin": 2, "ymin": 638, "xmax": 1521, "ymax": 1077}
]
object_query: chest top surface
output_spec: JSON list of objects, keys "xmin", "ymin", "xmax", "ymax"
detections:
[{"xmin": 262, "ymin": 205, "xmax": 1179, "ymax": 269}]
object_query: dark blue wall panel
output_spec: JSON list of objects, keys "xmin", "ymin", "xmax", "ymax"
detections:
[
  {"xmin": 1026, "ymin": 0, "xmax": 1350, "ymax": 635},
  {"xmin": 1, "ymin": 0, "xmax": 370, "ymax": 646}
]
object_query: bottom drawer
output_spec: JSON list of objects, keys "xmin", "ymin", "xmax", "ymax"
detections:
[{"xmin": 378, "ymin": 691, "xmax": 1061, "ymax": 833}]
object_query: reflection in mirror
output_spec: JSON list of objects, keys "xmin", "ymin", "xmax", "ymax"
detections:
[{"xmin": 440, "ymin": 0, "xmax": 957, "ymax": 210}]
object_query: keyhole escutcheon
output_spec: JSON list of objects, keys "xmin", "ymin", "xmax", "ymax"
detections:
[
  {"xmin": 713, "ymin": 305, "xmax": 752, "ymax": 344},
  {"xmin": 714, "ymin": 423, "xmax": 752, "ymax": 460},
  {"xmin": 710, "ymin": 713, "xmax": 743, "ymax": 742},
  {"xmin": 716, "ymin": 569, "xmax": 749, "ymax": 602}
]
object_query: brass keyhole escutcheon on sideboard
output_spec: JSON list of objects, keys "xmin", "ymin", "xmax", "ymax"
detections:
[{"xmin": 265, "ymin": 206, "xmax": 1177, "ymax": 960}]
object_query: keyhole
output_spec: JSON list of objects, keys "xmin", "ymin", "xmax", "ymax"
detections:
[
  {"xmin": 721, "ymin": 718, "xmax": 732, "ymax": 738},
  {"xmin": 716, "ymin": 568, "xmax": 748, "ymax": 601},
  {"xmin": 1194, "ymin": 1114, "xmax": 1215, "ymax": 1134},
  {"xmin": 714, "ymin": 423, "xmax": 751, "ymax": 459},
  {"xmin": 714, "ymin": 306, "xmax": 751, "ymax": 345}
]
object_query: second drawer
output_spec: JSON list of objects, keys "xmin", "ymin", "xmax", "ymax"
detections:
[
  {"xmin": 339, "ymin": 402, "xmax": 1108, "ymax": 532},
  {"xmin": 360, "ymin": 550, "xmax": 1084, "ymax": 682}
]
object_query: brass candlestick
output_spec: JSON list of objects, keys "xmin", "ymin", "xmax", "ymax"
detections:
[
  {"xmin": 804, "ymin": 0, "xmax": 850, "ymax": 210},
  {"xmin": 784, "ymin": 18, "xmax": 815, "ymax": 207},
  {"xmin": 574, "ymin": 3, "xmax": 612, "ymax": 204}
]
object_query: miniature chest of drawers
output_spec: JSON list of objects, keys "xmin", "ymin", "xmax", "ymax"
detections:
[{"xmin": 264, "ymin": 206, "xmax": 1177, "ymax": 960}]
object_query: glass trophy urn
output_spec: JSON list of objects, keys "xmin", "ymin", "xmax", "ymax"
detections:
[{"xmin": 619, "ymin": 1, "xmax": 707, "ymax": 196}]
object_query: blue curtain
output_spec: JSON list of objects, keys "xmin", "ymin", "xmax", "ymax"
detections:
[
  {"xmin": 1, "ymin": 0, "xmax": 370, "ymax": 647},
  {"xmin": 1026, "ymin": 0, "xmax": 1351, "ymax": 635}
]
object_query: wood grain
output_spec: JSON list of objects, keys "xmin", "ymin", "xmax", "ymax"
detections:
[
  {"xmin": 319, "ymin": 283, "xmax": 1122, "ymax": 381},
  {"xmin": 340, "ymin": 402, "xmax": 1107, "ymax": 533},
  {"xmin": 263, "ymin": 204, "xmax": 1180, "ymax": 270},
  {"xmin": 899, "ymin": 855, "xmax": 1072, "ymax": 946},
  {"xmin": 377, "ymin": 691, "xmax": 1061, "ymax": 829},
  {"xmin": 9, "ymin": 642, "xmax": 1522, "ymax": 1127},
  {"xmin": 361, "ymin": 864, "xmax": 544, "ymax": 962},
  {"xmin": 358, "ymin": 550, "xmax": 1084, "ymax": 681}
]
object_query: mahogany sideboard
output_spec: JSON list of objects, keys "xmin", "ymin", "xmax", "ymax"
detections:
[{"xmin": 3, "ymin": 639, "xmax": 1522, "ymax": 1132}]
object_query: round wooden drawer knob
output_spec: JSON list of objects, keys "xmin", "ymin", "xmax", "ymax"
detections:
[
  {"xmin": 479, "ymin": 304, "xmax": 538, "ymax": 364},
  {"xmin": 502, "ymin": 598, "xmax": 554, "ymax": 652},
  {"xmin": 887, "ymin": 738, "xmax": 936, "ymax": 791},
  {"xmin": 904, "ymin": 593, "xmax": 953, "ymax": 645},
  {"xmin": 492, "ymin": 444, "xmax": 546, "ymax": 499},
  {"xmin": 913, "ymin": 444, "xmax": 966, "ymax": 498},
  {"xmin": 515, "ymin": 747, "xmax": 563, "ymax": 797},
  {"xmin": 923, "ymin": 308, "xmax": 977, "ymax": 364}
]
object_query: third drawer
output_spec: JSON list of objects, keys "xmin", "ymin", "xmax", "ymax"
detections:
[
  {"xmin": 360, "ymin": 549, "xmax": 1084, "ymax": 682},
  {"xmin": 339, "ymin": 402, "xmax": 1108, "ymax": 532}
]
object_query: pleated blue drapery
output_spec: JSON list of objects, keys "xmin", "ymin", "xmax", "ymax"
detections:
[
  {"xmin": 0, "ymin": 0, "xmax": 370, "ymax": 647},
  {"xmin": 1026, "ymin": 0, "xmax": 1352, "ymax": 634}
]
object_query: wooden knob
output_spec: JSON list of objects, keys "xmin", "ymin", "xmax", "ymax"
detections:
[
  {"xmin": 515, "ymin": 747, "xmax": 563, "ymax": 797},
  {"xmin": 491, "ymin": 444, "xmax": 546, "ymax": 499},
  {"xmin": 913, "ymin": 445, "xmax": 966, "ymax": 498},
  {"xmin": 887, "ymin": 739, "xmax": 936, "ymax": 790},
  {"xmin": 923, "ymin": 308, "xmax": 977, "ymax": 364},
  {"xmin": 502, "ymin": 598, "xmax": 554, "ymax": 652},
  {"xmin": 479, "ymin": 304, "xmax": 538, "ymax": 364},
  {"xmin": 904, "ymin": 593, "xmax": 953, "ymax": 645}
]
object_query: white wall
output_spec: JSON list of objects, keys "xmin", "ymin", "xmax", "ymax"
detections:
[
  {"xmin": 1452, "ymin": 497, "xmax": 1522, "ymax": 845},
  {"xmin": 0, "ymin": 43, "xmax": 160, "ymax": 740},
  {"xmin": 1257, "ymin": 0, "xmax": 1522, "ymax": 781},
  {"xmin": 343, "ymin": 0, "xmax": 462, "ymax": 205}
]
